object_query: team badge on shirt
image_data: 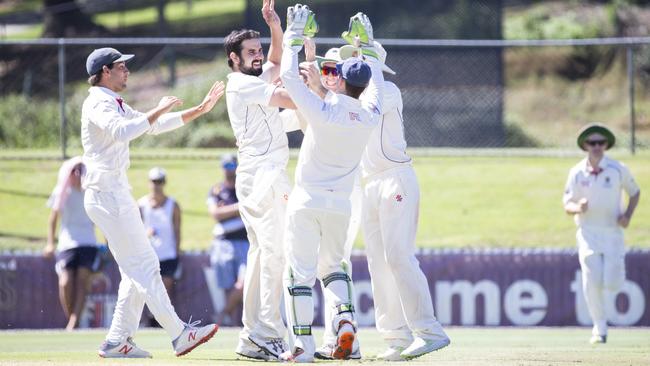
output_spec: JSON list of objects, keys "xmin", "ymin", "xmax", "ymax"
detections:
[
  {"xmin": 603, "ymin": 176, "xmax": 612, "ymax": 188},
  {"xmin": 349, "ymin": 112, "xmax": 361, "ymax": 122},
  {"xmin": 395, "ymin": 194, "xmax": 403, "ymax": 202}
]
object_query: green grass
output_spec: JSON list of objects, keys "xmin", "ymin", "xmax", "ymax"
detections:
[
  {"xmin": 94, "ymin": 0, "xmax": 244, "ymax": 30},
  {"xmin": 0, "ymin": 327, "xmax": 648, "ymax": 365},
  {"xmin": 1, "ymin": 151, "xmax": 649, "ymax": 251}
]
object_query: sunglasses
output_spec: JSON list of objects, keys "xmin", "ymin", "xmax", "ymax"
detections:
[
  {"xmin": 151, "ymin": 179, "xmax": 165, "ymax": 185},
  {"xmin": 321, "ymin": 66, "xmax": 339, "ymax": 77},
  {"xmin": 585, "ymin": 139, "xmax": 607, "ymax": 147}
]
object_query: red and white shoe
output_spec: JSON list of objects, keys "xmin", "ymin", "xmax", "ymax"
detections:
[
  {"xmin": 98, "ymin": 337, "xmax": 152, "ymax": 358},
  {"xmin": 332, "ymin": 320, "xmax": 356, "ymax": 360},
  {"xmin": 173, "ymin": 318, "xmax": 219, "ymax": 357}
]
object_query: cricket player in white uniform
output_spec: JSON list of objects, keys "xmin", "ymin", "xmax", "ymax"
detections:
[
  {"xmin": 563, "ymin": 123, "xmax": 640, "ymax": 344},
  {"xmin": 277, "ymin": 43, "xmax": 363, "ymax": 359},
  {"xmin": 298, "ymin": 40, "xmax": 450, "ymax": 360},
  {"xmin": 279, "ymin": 7, "xmax": 384, "ymax": 362},
  {"xmin": 223, "ymin": 0, "xmax": 299, "ymax": 360},
  {"xmin": 80, "ymin": 47, "xmax": 224, "ymax": 358},
  {"xmin": 302, "ymin": 44, "xmax": 364, "ymax": 360}
]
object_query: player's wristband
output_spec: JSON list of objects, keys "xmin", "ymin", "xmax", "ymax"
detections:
[
  {"xmin": 361, "ymin": 47, "xmax": 379, "ymax": 60},
  {"xmin": 290, "ymin": 38, "xmax": 304, "ymax": 47}
]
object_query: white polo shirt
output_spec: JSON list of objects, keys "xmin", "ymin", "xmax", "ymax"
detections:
[
  {"xmin": 81, "ymin": 86, "xmax": 184, "ymax": 192},
  {"xmin": 563, "ymin": 156, "xmax": 640, "ymax": 229},
  {"xmin": 360, "ymin": 81, "xmax": 411, "ymax": 178},
  {"xmin": 225, "ymin": 64, "xmax": 289, "ymax": 174},
  {"xmin": 138, "ymin": 196, "xmax": 178, "ymax": 261},
  {"xmin": 48, "ymin": 189, "xmax": 97, "ymax": 252},
  {"xmin": 280, "ymin": 44, "xmax": 384, "ymax": 214}
]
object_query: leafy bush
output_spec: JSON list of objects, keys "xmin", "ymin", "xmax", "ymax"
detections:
[{"xmin": 0, "ymin": 94, "xmax": 65, "ymax": 148}]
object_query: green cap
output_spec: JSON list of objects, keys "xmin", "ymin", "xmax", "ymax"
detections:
[{"xmin": 577, "ymin": 123, "xmax": 615, "ymax": 151}]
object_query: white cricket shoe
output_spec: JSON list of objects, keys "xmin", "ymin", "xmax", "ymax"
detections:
[
  {"xmin": 98, "ymin": 337, "xmax": 152, "ymax": 358},
  {"xmin": 377, "ymin": 346, "xmax": 406, "ymax": 361},
  {"xmin": 248, "ymin": 334, "xmax": 289, "ymax": 359},
  {"xmin": 172, "ymin": 318, "xmax": 219, "ymax": 357},
  {"xmin": 401, "ymin": 336, "xmax": 450, "ymax": 360},
  {"xmin": 279, "ymin": 336, "xmax": 315, "ymax": 363},
  {"xmin": 314, "ymin": 339, "xmax": 361, "ymax": 360},
  {"xmin": 236, "ymin": 337, "xmax": 272, "ymax": 361},
  {"xmin": 279, "ymin": 347, "xmax": 314, "ymax": 363},
  {"xmin": 332, "ymin": 321, "xmax": 356, "ymax": 360},
  {"xmin": 590, "ymin": 335, "xmax": 607, "ymax": 344}
]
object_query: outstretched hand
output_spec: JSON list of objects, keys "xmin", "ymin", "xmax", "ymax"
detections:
[
  {"xmin": 342, "ymin": 12, "xmax": 374, "ymax": 47},
  {"xmin": 262, "ymin": 0, "xmax": 281, "ymax": 28},
  {"xmin": 198, "ymin": 81, "xmax": 226, "ymax": 114},
  {"xmin": 158, "ymin": 96, "xmax": 183, "ymax": 113}
]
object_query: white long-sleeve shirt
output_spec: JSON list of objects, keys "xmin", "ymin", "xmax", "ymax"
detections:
[
  {"xmin": 360, "ymin": 81, "xmax": 411, "ymax": 178},
  {"xmin": 563, "ymin": 156, "xmax": 640, "ymax": 229},
  {"xmin": 81, "ymin": 86, "xmax": 184, "ymax": 191},
  {"xmin": 225, "ymin": 64, "xmax": 290, "ymax": 174},
  {"xmin": 280, "ymin": 41, "xmax": 384, "ymax": 213}
]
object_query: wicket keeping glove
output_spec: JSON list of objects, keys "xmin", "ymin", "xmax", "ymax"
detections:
[
  {"xmin": 341, "ymin": 12, "xmax": 379, "ymax": 60},
  {"xmin": 284, "ymin": 4, "xmax": 318, "ymax": 49}
]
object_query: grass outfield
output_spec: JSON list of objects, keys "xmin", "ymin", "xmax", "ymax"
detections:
[
  {"xmin": 0, "ymin": 327, "xmax": 648, "ymax": 365},
  {"xmin": 0, "ymin": 151, "xmax": 649, "ymax": 251}
]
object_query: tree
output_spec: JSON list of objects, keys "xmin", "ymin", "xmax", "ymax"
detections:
[{"xmin": 42, "ymin": 0, "xmax": 108, "ymax": 37}]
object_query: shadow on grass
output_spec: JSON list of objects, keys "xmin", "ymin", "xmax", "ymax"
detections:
[
  {"xmin": 0, "ymin": 188, "xmax": 50, "ymax": 199},
  {"xmin": 0, "ymin": 231, "xmax": 46, "ymax": 242}
]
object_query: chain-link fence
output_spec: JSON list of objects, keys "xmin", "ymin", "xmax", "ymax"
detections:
[{"xmin": 1, "ymin": 36, "xmax": 649, "ymax": 157}]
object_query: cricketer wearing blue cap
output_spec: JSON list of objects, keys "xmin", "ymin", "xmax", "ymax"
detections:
[
  {"xmin": 80, "ymin": 46, "xmax": 225, "ymax": 358},
  {"xmin": 276, "ymin": 5, "xmax": 385, "ymax": 362}
]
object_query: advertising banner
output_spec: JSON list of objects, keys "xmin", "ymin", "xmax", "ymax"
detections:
[{"xmin": 0, "ymin": 249, "xmax": 647, "ymax": 329}]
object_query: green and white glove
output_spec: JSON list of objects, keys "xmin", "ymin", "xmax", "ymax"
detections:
[
  {"xmin": 341, "ymin": 12, "xmax": 378, "ymax": 60},
  {"xmin": 285, "ymin": 4, "xmax": 318, "ymax": 48}
]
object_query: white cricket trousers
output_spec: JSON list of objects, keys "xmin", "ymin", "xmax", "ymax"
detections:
[
  {"xmin": 236, "ymin": 169, "xmax": 290, "ymax": 341},
  {"xmin": 284, "ymin": 197, "xmax": 355, "ymax": 352},
  {"xmin": 84, "ymin": 188, "xmax": 184, "ymax": 343},
  {"xmin": 577, "ymin": 226, "xmax": 626, "ymax": 336},
  {"xmin": 320, "ymin": 178, "xmax": 362, "ymax": 347},
  {"xmin": 362, "ymin": 166, "xmax": 446, "ymax": 347}
]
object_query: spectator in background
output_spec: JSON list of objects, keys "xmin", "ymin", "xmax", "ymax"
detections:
[
  {"xmin": 207, "ymin": 154, "xmax": 249, "ymax": 326},
  {"xmin": 138, "ymin": 167, "xmax": 182, "ymax": 327},
  {"xmin": 44, "ymin": 156, "xmax": 99, "ymax": 331}
]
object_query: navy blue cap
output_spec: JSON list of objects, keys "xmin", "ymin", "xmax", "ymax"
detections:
[
  {"xmin": 86, "ymin": 48, "xmax": 134, "ymax": 76},
  {"xmin": 336, "ymin": 58, "xmax": 371, "ymax": 88}
]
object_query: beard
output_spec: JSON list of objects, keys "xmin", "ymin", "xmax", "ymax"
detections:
[{"xmin": 239, "ymin": 59, "xmax": 263, "ymax": 77}]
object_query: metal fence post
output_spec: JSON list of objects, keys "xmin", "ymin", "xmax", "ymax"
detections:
[
  {"xmin": 626, "ymin": 46, "xmax": 636, "ymax": 155},
  {"xmin": 58, "ymin": 38, "xmax": 67, "ymax": 160}
]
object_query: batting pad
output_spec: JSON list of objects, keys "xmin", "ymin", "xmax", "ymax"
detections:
[
  {"xmin": 322, "ymin": 271, "xmax": 356, "ymax": 332},
  {"xmin": 285, "ymin": 266, "xmax": 314, "ymax": 337}
]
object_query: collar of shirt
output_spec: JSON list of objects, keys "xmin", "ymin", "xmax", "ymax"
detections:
[
  {"xmin": 89, "ymin": 86, "xmax": 122, "ymax": 100},
  {"xmin": 89, "ymin": 86, "xmax": 125, "ymax": 112},
  {"xmin": 581, "ymin": 156, "xmax": 608, "ymax": 175}
]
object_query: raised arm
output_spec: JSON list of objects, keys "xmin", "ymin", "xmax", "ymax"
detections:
[
  {"xmin": 280, "ymin": 4, "xmax": 328, "ymax": 122},
  {"xmin": 262, "ymin": 0, "xmax": 283, "ymax": 81},
  {"xmin": 345, "ymin": 14, "xmax": 384, "ymax": 117}
]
